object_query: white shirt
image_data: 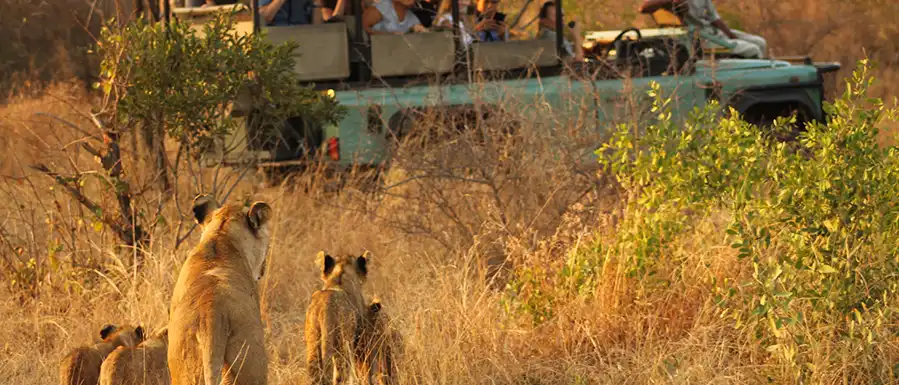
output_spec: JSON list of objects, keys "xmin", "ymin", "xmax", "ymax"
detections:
[
  {"xmin": 683, "ymin": 0, "xmax": 721, "ymax": 27},
  {"xmin": 435, "ymin": 14, "xmax": 474, "ymax": 46},
  {"xmin": 372, "ymin": 1, "xmax": 422, "ymax": 34}
]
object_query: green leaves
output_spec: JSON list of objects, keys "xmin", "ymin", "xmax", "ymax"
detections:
[
  {"xmin": 592, "ymin": 60, "xmax": 899, "ymax": 379},
  {"xmin": 96, "ymin": 10, "xmax": 344, "ymax": 153}
]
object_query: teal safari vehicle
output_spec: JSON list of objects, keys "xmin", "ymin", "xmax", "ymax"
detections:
[{"xmin": 169, "ymin": 1, "xmax": 840, "ymax": 175}]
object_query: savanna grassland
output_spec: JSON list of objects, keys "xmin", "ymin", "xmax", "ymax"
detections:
[{"xmin": 2, "ymin": 1, "xmax": 899, "ymax": 385}]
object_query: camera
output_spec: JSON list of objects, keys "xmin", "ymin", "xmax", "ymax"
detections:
[
  {"xmin": 493, "ymin": 12, "xmax": 506, "ymax": 23},
  {"xmin": 567, "ymin": 21, "xmax": 576, "ymax": 28}
]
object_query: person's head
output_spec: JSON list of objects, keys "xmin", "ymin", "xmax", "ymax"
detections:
[
  {"xmin": 478, "ymin": 0, "xmax": 499, "ymax": 15},
  {"xmin": 438, "ymin": 0, "xmax": 472, "ymax": 15},
  {"xmin": 539, "ymin": 1, "xmax": 557, "ymax": 28}
]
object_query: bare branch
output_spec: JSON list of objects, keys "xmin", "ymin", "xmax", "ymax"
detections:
[
  {"xmin": 33, "ymin": 112, "xmax": 103, "ymax": 143},
  {"xmin": 81, "ymin": 143, "xmax": 102, "ymax": 158},
  {"xmin": 507, "ymin": 0, "xmax": 537, "ymax": 30},
  {"xmin": 28, "ymin": 163, "xmax": 131, "ymax": 242}
]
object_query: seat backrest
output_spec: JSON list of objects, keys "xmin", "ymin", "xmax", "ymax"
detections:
[
  {"xmin": 262, "ymin": 23, "xmax": 351, "ymax": 81},
  {"xmin": 651, "ymin": 8, "xmax": 683, "ymax": 27},
  {"xmin": 174, "ymin": 4, "xmax": 253, "ymax": 38},
  {"xmin": 370, "ymin": 31, "xmax": 456, "ymax": 77},
  {"xmin": 470, "ymin": 39, "xmax": 558, "ymax": 72}
]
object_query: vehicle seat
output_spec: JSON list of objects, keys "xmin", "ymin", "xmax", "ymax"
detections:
[
  {"xmin": 470, "ymin": 39, "xmax": 558, "ymax": 73},
  {"xmin": 262, "ymin": 23, "xmax": 351, "ymax": 81},
  {"xmin": 369, "ymin": 31, "xmax": 456, "ymax": 77}
]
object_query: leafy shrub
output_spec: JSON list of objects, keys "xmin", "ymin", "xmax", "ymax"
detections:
[
  {"xmin": 97, "ymin": 9, "xmax": 343, "ymax": 151},
  {"xmin": 503, "ymin": 60, "xmax": 899, "ymax": 381}
]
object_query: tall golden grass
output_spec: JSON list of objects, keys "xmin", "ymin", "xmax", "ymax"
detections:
[{"xmin": 1, "ymin": 1, "xmax": 898, "ymax": 385}]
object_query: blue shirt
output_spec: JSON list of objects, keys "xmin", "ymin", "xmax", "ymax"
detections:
[{"xmin": 259, "ymin": 0, "xmax": 313, "ymax": 25}]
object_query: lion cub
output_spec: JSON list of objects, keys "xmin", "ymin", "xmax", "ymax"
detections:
[
  {"xmin": 358, "ymin": 299, "xmax": 402, "ymax": 385},
  {"xmin": 100, "ymin": 325, "xmax": 170, "ymax": 385},
  {"xmin": 60, "ymin": 324, "xmax": 145, "ymax": 385},
  {"xmin": 168, "ymin": 195, "xmax": 274, "ymax": 385},
  {"xmin": 304, "ymin": 252, "xmax": 370, "ymax": 385}
]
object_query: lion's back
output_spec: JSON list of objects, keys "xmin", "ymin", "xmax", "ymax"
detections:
[{"xmin": 100, "ymin": 341, "xmax": 170, "ymax": 385}]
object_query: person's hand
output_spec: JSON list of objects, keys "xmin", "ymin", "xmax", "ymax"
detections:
[
  {"xmin": 638, "ymin": 0, "xmax": 652, "ymax": 13},
  {"xmin": 475, "ymin": 18, "xmax": 497, "ymax": 32},
  {"xmin": 412, "ymin": 24, "xmax": 428, "ymax": 33}
]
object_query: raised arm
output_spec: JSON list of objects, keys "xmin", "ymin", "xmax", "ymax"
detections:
[
  {"xmin": 321, "ymin": 0, "xmax": 346, "ymax": 20},
  {"xmin": 362, "ymin": 6, "xmax": 387, "ymax": 35},
  {"xmin": 258, "ymin": 0, "xmax": 287, "ymax": 24}
]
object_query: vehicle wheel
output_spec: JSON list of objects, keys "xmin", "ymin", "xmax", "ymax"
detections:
[{"xmin": 740, "ymin": 102, "xmax": 812, "ymax": 143}]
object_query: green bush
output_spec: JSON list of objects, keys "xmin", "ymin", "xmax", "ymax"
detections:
[
  {"xmin": 503, "ymin": 60, "xmax": 899, "ymax": 381},
  {"xmin": 97, "ymin": 9, "xmax": 343, "ymax": 151}
]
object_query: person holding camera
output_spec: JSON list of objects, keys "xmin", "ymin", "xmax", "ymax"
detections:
[
  {"xmin": 537, "ymin": 1, "xmax": 583, "ymax": 62},
  {"xmin": 434, "ymin": 0, "xmax": 477, "ymax": 45},
  {"xmin": 474, "ymin": 0, "xmax": 507, "ymax": 42}
]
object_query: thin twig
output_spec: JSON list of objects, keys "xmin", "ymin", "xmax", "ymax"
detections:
[{"xmin": 33, "ymin": 112, "xmax": 103, "ymax": 143}]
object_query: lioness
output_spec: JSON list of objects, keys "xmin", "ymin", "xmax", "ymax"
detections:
[
  {"xmin": 304, "ymin": 252, "xmax": 370, "ymax": 385},
  {"xmin": 168, "ymin": 194, "xmax": 273, "ymax": 385},
  {"xmin": 60, "ymin": 324, "xmax": 146, "ymax": 385},
  {"xmin": 99, "ymin": 325, "xmax": 170, "ymax": 385}
]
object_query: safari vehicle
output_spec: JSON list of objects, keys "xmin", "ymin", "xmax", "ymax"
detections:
[{"xmin": 169, "ymin": 0, "xmax": 840, "ymax": 178}]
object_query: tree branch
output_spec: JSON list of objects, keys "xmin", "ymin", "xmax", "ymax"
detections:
[
  {"xmin": 28, "ymin": 164, "xmax": 132, "ymax": 243},
  {"xmin": 507, "ymin": 0, "xmax": 537, "ymax": 30}
]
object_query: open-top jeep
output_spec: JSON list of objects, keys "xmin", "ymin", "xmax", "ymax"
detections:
[{"xmin": 169, "ymin": 1, "xmax": 840, "ymax": 180}]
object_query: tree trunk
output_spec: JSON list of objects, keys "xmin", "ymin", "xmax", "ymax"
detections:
[
  {"xmin": 101, "ymin": 130, "xmax": 147, "ymax": 254},
  {"xmin": 141, "ymin": 119, "xmax": 172, "ymax": 197}
]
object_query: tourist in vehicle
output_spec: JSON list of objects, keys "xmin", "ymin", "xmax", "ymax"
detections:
[
  {"xmin": 434, "ymin": 0, "xmax": 476, "ymax": 45},
  {"xmin": 320, "ymin": 0, "xmax": 374, "ymax": 21},
  {"xmin": 362, "ymin": 0, "xmax": 428, "ymax": 35},
  {"xmin": 320, "ymin": 0, "xmax": 350, "ymax": 21},
  {"xmin": 189, "ymin": 0, "xmax": 238, "ymax": 6},
  {"xmin": 638, "ymin": 0, "xmax": 767, "ymax": 58},
  {"xmin": 536, "ymin": 1, "xmax": 584, "ymax": 62},
  {"xmin": 258, "ymin": 0, "xmax": 322, "ymax": 25},
  {"xmin": 474, "ymin": 0, "xmax": 507, "ymax": 41},
  {"xmin": 411, "ymin": 0, "xmax": 439, "ymax": 28}
]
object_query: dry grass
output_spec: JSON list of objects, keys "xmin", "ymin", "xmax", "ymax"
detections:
[
  {"xmin": 2, "ymin": 1, "xmax": 899, "ymax": 385},
  {"xmin": 4, "ymin": 81, "xmax": 893, "ymax": 385}
]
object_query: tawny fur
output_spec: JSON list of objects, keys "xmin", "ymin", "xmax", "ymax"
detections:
[
  {"xmin": 304, "ymin": 252, "xmax": 370, "ymax": 385},
  {"xmin": 100, "ymin": 326, "xmax": 170, "ymax": 385},
  {"xmin": 60, "ymin": 324, "xmax": 145, "ymax": 385},
  {"xmin": 356, "ymin": 299, "xmax": 402, "ymax": 385},
  {"xmin": 168, "ymin": 195, "xmax": 273, "ymax": 385}
]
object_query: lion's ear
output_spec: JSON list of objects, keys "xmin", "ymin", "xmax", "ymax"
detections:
[
  {"xmin": 316, "ymin": 251, "xmax": 336, "ymax": 277},
  {"xmin": 192, "ymin": 194, "xmax": 218, "ymax": 224},
  {"xmin": 355, "ymin": 253, "xmax": 368, "ymax": 277},
  {"xmin": 134, "ymin": 326, "xmax": 145, "ymax": 342},
  {"xmin": 247, "ymin": 201, "xmax": 272, "ymax": 231},
  {"xmin": 99, "ymin": 324, "xmax": 118, "ymax": 340}
]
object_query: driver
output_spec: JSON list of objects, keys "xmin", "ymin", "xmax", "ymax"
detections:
[{"xmin": 639, "ymin": 0, "xmax": 767, "ymax": 59}]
